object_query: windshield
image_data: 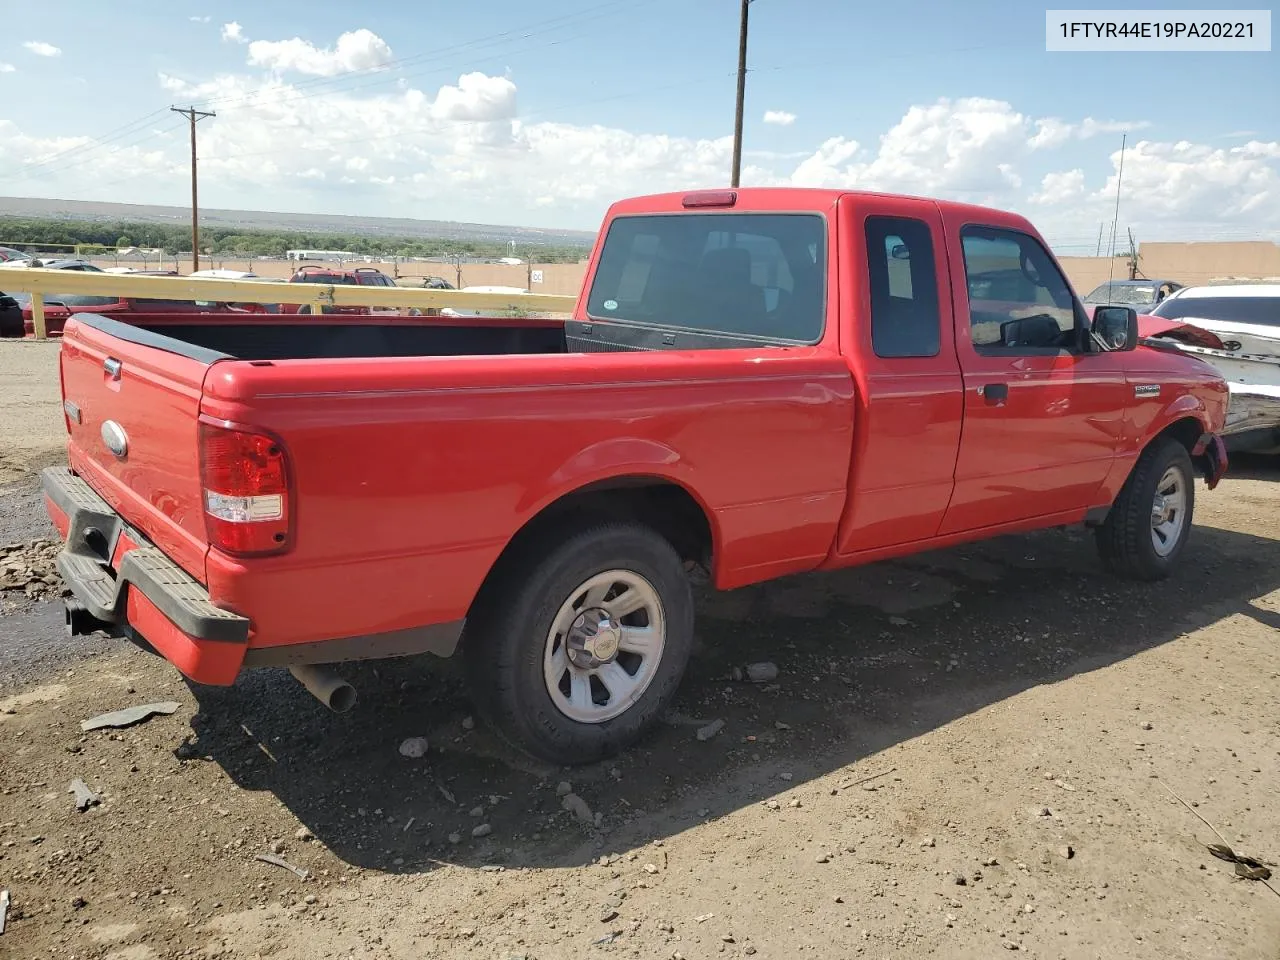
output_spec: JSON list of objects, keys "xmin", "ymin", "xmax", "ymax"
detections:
[
  {"xmin": 585, "ymin": 212, "xmax": 826, "ymax": 342},
  {"xmin": 1151, "ymin": 294, "xmax": 1280, "ymax": 328},
  {"xmin": 1085, "ymin": 283, "xmax": 1155, "ymax": 304}
]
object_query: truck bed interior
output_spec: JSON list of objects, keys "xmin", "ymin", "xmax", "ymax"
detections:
[{"xmin": 80, "ymin": 315, "xmax": 570, "ymax": 361}]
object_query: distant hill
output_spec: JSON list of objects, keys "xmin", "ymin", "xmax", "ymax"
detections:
[{"xmin": 0, "ymin": 196, "xmax": 597, "ymax": 247}]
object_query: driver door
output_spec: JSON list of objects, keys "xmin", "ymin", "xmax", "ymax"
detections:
[{"xmin": 938, "ymin": 221, "xmax": 1128, "ymax": 534}]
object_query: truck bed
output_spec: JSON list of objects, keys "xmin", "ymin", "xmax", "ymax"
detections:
[{"xmin": 112, "ymin": 315, "xmax": 569, "ymax": 360}]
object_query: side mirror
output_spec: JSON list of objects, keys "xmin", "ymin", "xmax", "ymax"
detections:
[
  {"xmin": 1091, "ymin": 305, "xmax": 1138, "ymax": 351},
  {"xmin": 889, "ymin": 243, "xmax": 910, "ymax": 260}
]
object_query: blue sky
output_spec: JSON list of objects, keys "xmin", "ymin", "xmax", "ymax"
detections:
[{"xmin": 0, "ymin": 0, "xmax": 1276, "ymax": 246}]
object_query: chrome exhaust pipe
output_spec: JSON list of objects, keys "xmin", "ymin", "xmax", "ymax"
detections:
[{"xmin": 288, "ymin": 664, "xmax": 357, "ymax": 713}]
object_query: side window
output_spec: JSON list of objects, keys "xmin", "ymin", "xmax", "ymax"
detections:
[
  {"xmin": 865, "ymin": 216, "xmax": 940, "ymax": 358},
  {"xmin": 960, "ymin": 226, "xmax": 1078, "ymax": 352}
]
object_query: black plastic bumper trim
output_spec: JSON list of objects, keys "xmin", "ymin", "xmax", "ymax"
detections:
[
  {"xmin": 240, "ymin": 620, "xmax": 465, "ymax": 668},
  {"xmin": 42, "ymin": 466, "xmax": 250, "ymax": 644}
]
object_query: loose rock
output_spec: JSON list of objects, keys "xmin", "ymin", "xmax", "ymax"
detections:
[
  {"xmin": 472, "ymin": 823, "xmax": 492, "ymax": 839},
  {"xmin": 1059, "ymin": 845, "xmax": 1075, "ymax": 860},
  {"xmin": 295, "ymin": 826, "xmax": 314, "ymax": 842},
  {"xmin": 398, "ymin": 737, "xmax": 429, "ymax": 759},
  {"xmin": 562, "ymin": 793, "xmax": 594, "ymax": 826},
  {"xmin": 556, "ymin": 781, "xmax": 573, "ymax": 797},
  {"xmin": 696, "ymin": 719, "xmax": 725, "ymax": 742}
]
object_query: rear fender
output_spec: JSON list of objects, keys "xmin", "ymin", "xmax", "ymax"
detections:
[{"xmin": 512, "ymin": 435, "xmax": 721, "ymax": 560}]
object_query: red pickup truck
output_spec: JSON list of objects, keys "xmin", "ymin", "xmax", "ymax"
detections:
[{"xmin": 42, "ymin": 187, "xmax": 1229, "ymax": 765}]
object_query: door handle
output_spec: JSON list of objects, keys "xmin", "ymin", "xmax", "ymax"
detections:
[{"xmin": 977, "ymin": 382, "xmax": 1008, "ymax": 404}]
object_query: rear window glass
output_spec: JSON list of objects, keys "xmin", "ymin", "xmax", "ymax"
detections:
[
  {"xmin": 292, "ymin": 273, "xmax": 357, "ymax": 285},
  {"xmin": 1151, "ymin": 295, "xmax": 1280, "ymax": 328},
  {"xmin": 586, "ymin": 213, "xmax": 826, "ymax": 342}
]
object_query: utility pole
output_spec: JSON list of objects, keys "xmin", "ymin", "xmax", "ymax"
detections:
[
  {"xmin": 1127, "ymin": 227, "xmax": 1139, "ymax": 280},
  {"xmin": 170, "ymin": 105, "xmax": 216, "ymax": 273},
  {"xmin": 1094, "ymin": 222, "xmax": 1105, "ymax": 258},
  {"xmin": 730, "ymin": 0, "xmax": 751, "ymax": 187}
]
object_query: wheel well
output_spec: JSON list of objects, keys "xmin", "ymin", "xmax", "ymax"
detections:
[
  {"xmin": 467, "ymin": 478, "xmax": 714, "ymax": 621},
  {"xmin": 1155, "ymin": 416, "xmax": 1214, "ymax": 479}
]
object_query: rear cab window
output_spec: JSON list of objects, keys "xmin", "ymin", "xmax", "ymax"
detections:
[{"xmin": 585, "ymin": 213, "xmax": 827, "ymax": 343}]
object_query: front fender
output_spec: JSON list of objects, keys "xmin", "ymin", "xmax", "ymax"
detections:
[{"xmin": 1146, "ymin": 391, "xmax": 1212, "ymax": 443}]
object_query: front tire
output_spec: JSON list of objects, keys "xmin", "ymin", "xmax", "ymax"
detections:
[
  {"xmin": 1096, "ymin": 438, "xmax": 1195, "ymax": 580},
  {"xmin": 464, "ymin": 523, "xmax": 693, "ymax": 766}
]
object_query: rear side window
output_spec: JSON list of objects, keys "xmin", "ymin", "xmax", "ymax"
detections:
[
  {"xmin": 1152, "ymin": 294, "xmax": 1280, "ymax": 328},
  {"xmin": 865, "ymin": 216, "xmax": 940, "ymax": 358},
  {"xmin": 586, "ymin": 213, "xmax": 826, "ymax": 342}
]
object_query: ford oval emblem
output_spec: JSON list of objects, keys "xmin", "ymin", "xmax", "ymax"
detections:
[{"xmin": 101, "ymin": 420, "xmax": 129, "ymax": 459}]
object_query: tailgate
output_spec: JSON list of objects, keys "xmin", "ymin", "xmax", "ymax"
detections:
[{"xmin": 58, "ymin": 314, "xmax": 217, "ymax": 582}]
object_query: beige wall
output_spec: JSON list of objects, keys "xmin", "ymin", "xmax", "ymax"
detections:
[{"xmin": 1060, "ymin": 242, "xmax": 1280, "ymax": 295}]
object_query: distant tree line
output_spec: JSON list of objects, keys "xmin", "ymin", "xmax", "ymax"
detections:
[{"xmin": 0, "ymin": 216, "xmax": 592, "ymax": 263}]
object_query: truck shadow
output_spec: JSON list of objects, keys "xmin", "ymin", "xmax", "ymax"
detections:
[{"xmin": 185, "ymin": 507, "xmax": 1280, "ymax": 877}]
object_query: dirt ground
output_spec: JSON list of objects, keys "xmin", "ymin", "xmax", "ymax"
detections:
[{"xmin": 2, "ymin": 338, "xmax": 1279, "ymax": 960}]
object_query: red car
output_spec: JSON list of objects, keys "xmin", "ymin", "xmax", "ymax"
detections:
[
  {"xmin": 44, "ymin": 187, "xmax": 1228, "ymax": 765},
  {"xmin": 281, "ymin": 264, "xmax": 421, "ymax": 317}
]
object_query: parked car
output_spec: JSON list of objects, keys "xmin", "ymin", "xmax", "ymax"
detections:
[
  {"xmin": 0, "ymin": 291, "xmax": 21, "ymax": 337},
  {"xmin": 43, "ymin": 187, "xmax": 1228, "ymax": 766},
  {"xmin": 282, "ymin": 265, "xmax": 419, "ymax": 317},
  {"xmin": 2, "ymin": 260, "xmax": 241, "ymax": 337},
  {"xmin": 0, "ymin": 246, "xmax": 35, "ymax": 264},
  {"xmin": 440, "ymin": 285, "xmax": 531, "ymax": 318},
  {"xmin": 1083, "ymin": 278, "xmax": 1183, "ymax": 312},
  {"xmin": 1147, "ymin": 284, "xmax": 1280, "ymax": 454},
  {"xmin": 189, "ymin": 270, "xmax": 281, "ymax": 314}
]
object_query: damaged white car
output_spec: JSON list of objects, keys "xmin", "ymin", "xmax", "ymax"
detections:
[{"xmin": 1145, "ymin": 284, "xmax": 1280, "ymax": 455}]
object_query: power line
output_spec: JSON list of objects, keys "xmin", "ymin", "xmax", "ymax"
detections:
[
  {"xmin": 171, "ymin": 106, "xmax": 216, "ymax": 272},
  {"xmin": 731, "ymin": 0, "xmax": 751, "ymax": 187},
  {"xmin": 3, "ymin": 108, "xmax": 170, "ymax": 179}
]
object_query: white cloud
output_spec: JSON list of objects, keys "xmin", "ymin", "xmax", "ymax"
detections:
[
  {"xmin": 1030, "ymin": 169, "xmax": 1086, "ymax": 205},
  {"xmin": 190, "ymin": 15, "xmax": 211, "ymax": 23},
  {"xmin": 0, "ymin": 63, "xmax": 15, "ymax": 74},
  {"xmin": 763, "ymin": 110, "xmax": 796, "ymax": 127},
  {"xmin": 23, "ymin": 41, "xmax": 61, "ymax": 57},
  {"xmin": 5, "ymin": 48, "xmax": 1277, "ymax": 243},
  {"xmin": 788, "ymin": 97, "xmax": 1028, "ymax": 198},
  {"xmin": 247, "ymin": 28, "xmax": 392, "ymax": 76},
  {"xmin": 1094, "ymin": 139, "xmax": 1280, "ymax": 228},
  {"xmin": 1029, "ymin": 116, "xmax": 1151, "ymax": 150},
  {"xmin": 429, "ymin": 72, "xmax": 517, "ymax": 122},
  {"xmin": 221, "ymin": 21, "xmax": 246, "ymax": 43}
]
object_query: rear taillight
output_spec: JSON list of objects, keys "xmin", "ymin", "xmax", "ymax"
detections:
[{"xmin": 198, "ymin": 420, "xmax": 292, "ymax": 556}]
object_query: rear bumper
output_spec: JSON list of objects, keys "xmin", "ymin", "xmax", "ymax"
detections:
[
  {"xmin": 41, "ymin": 466, "xmax": 468, "ymax": 684},
  {"xmin": 42, "ymin": 466, "xmax": 251, "ymax": 684}
]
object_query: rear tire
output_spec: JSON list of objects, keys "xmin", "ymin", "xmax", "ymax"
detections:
[
  {"xmin": 464, "ymin": 522, "xmax": 693, "ymax": 766},
  {"xmin": 1096, "ymin": 437, "xmax": 1195, "ymax": 581}
]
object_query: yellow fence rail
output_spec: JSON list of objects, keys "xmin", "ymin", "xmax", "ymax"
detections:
[{"xmin": 0, "ymin": 267, "xmax": 579, "ymax": 339}]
